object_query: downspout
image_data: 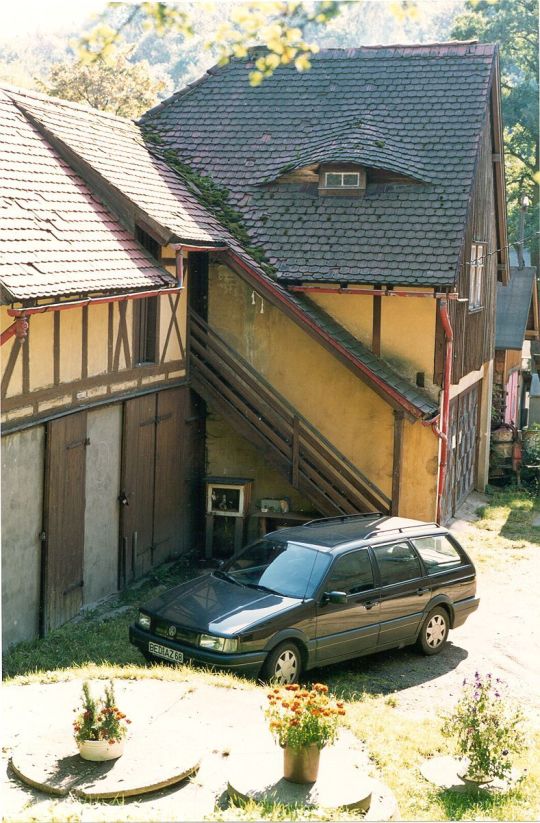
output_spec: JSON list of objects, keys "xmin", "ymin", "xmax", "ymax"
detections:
[{"xmin": 436, "ymin": 299, "xmax": 454, "ymax": 524}]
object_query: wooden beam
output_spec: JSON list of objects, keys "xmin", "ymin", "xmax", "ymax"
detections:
[
  {"xmin": 372, "ymin": 295, "xmax": 381, "ymax": 356},
  {"xmin": 391, "ymin": 411, "xmax": 405, "ymax": 515}
]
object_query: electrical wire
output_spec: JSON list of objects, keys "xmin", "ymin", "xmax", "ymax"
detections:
[{"xmin": 466, "ymin": 230, "xmax": 540, "ymax": 267}]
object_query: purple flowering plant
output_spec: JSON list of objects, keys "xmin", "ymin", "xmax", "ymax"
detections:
[{"xmin": 441, "ymin": 672, "xmax": 526, "ymax": 780}]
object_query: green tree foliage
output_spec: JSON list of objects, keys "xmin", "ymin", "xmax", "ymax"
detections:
[
  {"xmin": 40, "ymin": 44, "xmax": 166, "ymax": 118},
  {"xmin": 452, "ymin": 0, "xmax": 539, "ymax": 258},
  {"xmin": 77, "ymin": 1, "xmax": 342, "ymax": 86}
]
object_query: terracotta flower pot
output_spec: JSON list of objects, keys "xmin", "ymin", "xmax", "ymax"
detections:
[
  {"xmin": 283, "ymin": 744, "xmax": 320, "ymax": 784},
  {"xmin": 77, "ymin": 738, "xmax": 125, "ymax": 761}
]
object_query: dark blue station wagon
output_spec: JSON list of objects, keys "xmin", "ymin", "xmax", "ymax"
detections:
[{"xmin": 129, "ymin": 513, "xmax": 479, "ymax": 684}]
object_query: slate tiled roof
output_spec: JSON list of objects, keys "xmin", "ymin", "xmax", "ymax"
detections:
[
  {"xmin": 3, "ymin": 85, "xmax": 227, "ymax": 249},
  {"xmin": 0, "ymin": 85, "xmax": 438, "ymax": 417},
  {"xmin": 0, "ymin": 90, "xmax": 175, "ymax": 301},
  {"xmin": 495, "ymin": 267, "xmax": 535, "ymax": 350},
  {"xmin": 143, "ymin": 43, "xmax": 497, "ymax": 287}
]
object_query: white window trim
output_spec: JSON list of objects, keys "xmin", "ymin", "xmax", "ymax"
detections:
[
  {"xmin": 324, "ymin": 171, "xmax": 361, "ymax": 189},
  {"xmin": 469, "ymin": 241, "xmax": 486, "ymax": 310}
]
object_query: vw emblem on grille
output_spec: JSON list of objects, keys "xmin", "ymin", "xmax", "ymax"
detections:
[{"xmin": 168, "ymin": 625, "xmax": 177, "ymax": 638}]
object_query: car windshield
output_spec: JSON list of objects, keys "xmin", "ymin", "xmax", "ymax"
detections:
[{"xmin": 220, "ymin": 539, "xmax": 329, "ymax": 599}]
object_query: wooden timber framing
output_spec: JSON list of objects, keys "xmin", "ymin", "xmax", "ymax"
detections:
[
  {"xmin": 1, "ymin": 359, "xmax": 185, "ymax": 432},
  {"xmin": 391, "ymin": 410, "xmax": 404, "ymax": 515},
  {"xmin": 372, "ymin": 295, "xmax": 382, "ymax": 356}
]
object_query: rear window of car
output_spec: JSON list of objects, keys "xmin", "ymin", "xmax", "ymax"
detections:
[
  {"xmin": 410, "ymin": 535, "xmax": 462, "ymax": 574},
  {"xmin": 372, "ymin": 541, "xmax": 423, "ymax": 585}
]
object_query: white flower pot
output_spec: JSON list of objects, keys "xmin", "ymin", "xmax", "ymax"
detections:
[{"xmin": 77, "ymin": 738, "xmax": 125, "ymax": 761}]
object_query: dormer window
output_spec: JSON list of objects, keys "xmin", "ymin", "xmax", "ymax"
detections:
[
  {"xmin": 325, "ymin": 172, "xmax": 361, "ymax": 188},
  {"xmin": 319, "ymin": 164, "xmax": 366, "ymax": 197}
]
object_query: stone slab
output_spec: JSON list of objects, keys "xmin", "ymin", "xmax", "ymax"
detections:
[
  {"xmin": 419, "ymin": 756, "xmax": 522, "ymax": 793},
  {"xmin": 227, "ymin": 743, "xmax": 397, "ymax": 818},
  {"xmin": 11, "ymin": 734, "xmax": 200, "ymax": 800}
]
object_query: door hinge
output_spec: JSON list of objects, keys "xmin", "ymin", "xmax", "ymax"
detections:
[{"xmin": 66, "ymin": 437, "xmax": 91, "ymax": 449}]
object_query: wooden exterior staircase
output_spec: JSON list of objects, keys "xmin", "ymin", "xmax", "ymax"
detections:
[{"xmin": 189, "ymin": 310, "xmax": 391, "ymax": 516}]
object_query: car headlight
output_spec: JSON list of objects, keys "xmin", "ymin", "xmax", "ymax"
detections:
[
  {"xmin": 138, "ymin": 612, "xmax": 151, "ymax": 630},
  {"xmin": 199, "ymin": 634, "xmax": 238, "ymax": 653}
]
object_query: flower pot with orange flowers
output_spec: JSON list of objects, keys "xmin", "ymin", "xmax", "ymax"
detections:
[
  {"xmin": 265, "ymin": 682, "xmax": 346, "ymax": 784},
  {"xmin": 73, "ymin": 681, "xmax": 131, "ymax": 761}
]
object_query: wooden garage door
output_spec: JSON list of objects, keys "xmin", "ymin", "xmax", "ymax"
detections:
[
  {"xmin": 43, "ymin": 412, "xmax": 87, "ymax": 632},
  {"xmin": 442, "ymin": 382, "xmax": 480, "ymax": 522},
  {"xmin": 120, "ymin": 387, "xmax": 202, "ymax": 583}
]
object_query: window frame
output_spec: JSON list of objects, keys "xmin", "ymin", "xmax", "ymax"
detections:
[
  {"xmin": 469, "ymin": 241, "xmax": 486, "ymax": 311},
  {"xmin": 370, "ymin": 540, "xmax": 424, "ymax": 587},
  {"xmin": 324, "ymin": 171, "xmax": 361, "ymax": 189}
]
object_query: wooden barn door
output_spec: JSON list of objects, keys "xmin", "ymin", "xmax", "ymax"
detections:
[
  {"xmin": 441, "ymin": 383, "xmax": 480, "ymax": 522},
  {"xmin": 43, "ymin": 412, "xmax": 87, "ymax": 632},
  {"xmin": 120, "ymin": 394, "xmax": 156, "ymax": 579},
  {"xmin": 120, "ymin": 387, "xmax": 199, "ymax": 582},
  {"xmin": 153, "ymin": 387, "xmax": 186, "ymax": 566}
]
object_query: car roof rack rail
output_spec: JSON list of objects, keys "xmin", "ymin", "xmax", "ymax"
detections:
[
  {"xmin": 303, "ymin": 512, "xmax": 384, "ymax": 527},
  {"xmin": 365, "ymin": 521, "xmax": 440, "ymax": 539}
]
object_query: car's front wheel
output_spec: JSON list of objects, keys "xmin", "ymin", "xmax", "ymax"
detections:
[
  {"xmin": 416, "ymin": 607, "xmax": 449, "ymax": 655},
  {"xmin": 262, "ymin": 641, "xmax": 302, "ymax": 684}
]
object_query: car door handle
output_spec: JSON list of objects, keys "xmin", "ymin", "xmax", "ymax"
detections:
[
  {"xmin": 363, "ymin": 600, "xmax": 380, "ymax": 610},
  {"xmin": 416, "ymin": 587, "xmax": 430, "ymax": 595}
]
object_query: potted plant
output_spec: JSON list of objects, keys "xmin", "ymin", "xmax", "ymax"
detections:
[
  {"xmin": 265, "ymin": 682, "xmax": 346, "ymax": 784},
  {"xmin": 73, "ymin": 680, "xmax": 131, "ymax": 761},
  {"xmin": 441, "ymin": 672, "xmax": 526, "ymax": 784}
]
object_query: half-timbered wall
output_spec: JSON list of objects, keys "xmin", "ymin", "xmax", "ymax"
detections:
[{"xmin": 1, "ymin": 249, "xmax": 187, "ymax": 431}]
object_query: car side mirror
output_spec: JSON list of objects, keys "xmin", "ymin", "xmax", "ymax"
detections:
[{"xmin": 323, "ymin": 590, "xmax": 347, "ymax": 605}]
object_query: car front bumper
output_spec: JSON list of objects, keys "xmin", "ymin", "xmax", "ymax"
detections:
[
  {"xmin": 129, "ymin": 624, "xmax": 266, "ymax": 677},
  {"xmin": 452, "ymin": 596, "xmax": 480, "ymax": 628}
]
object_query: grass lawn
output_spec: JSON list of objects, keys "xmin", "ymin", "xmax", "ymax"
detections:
[{"xmin": 3, "ymin": 485, "xmax": 540, "ymax": 821}]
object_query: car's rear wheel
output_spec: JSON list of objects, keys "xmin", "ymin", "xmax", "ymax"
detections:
[
  {"xmin": 262, "ymin": 641, "xmax": 302, "ymax": 684},
  {"xmin": 416, "ymin": 607, "xmax": 449, "ymax": 655}
]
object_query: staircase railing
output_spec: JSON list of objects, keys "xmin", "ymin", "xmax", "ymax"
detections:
[{"xmin": 189, "ymin": 310, "xmax": 391, "ymax": 515}]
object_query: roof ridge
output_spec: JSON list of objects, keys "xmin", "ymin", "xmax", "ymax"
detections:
[
  {"xmin": 1, "ymin": 83, "xmax": 137, "ymax": 127},
  {"xmin": 141, "ymin": 39, "xmax": 497, "ymax": 123}
]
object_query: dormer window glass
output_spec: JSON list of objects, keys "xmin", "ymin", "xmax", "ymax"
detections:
[
  {"xmin": 319, "ymin": 165, "xmax": 367, "ymax": 197},
  {"xmin": 325, "ymin": 172, "xmax": 361, "ymax": 188}
]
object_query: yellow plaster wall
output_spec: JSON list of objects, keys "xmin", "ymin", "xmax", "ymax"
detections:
[
  {"xmin": 209, "ymin": 263, "xmax": 394, "ymax": 498},
  {"xmin": 87, "ymin": 304, "xmax": 109, "ymax": 377},
  {"xmin": 309, "ymin": 288, "xmax": 373, "ymax": 348},
  {"xmin": 207, "ymin": 264, "xmax": 439, "ymax": 518},
  {"xmin": 29, "ymin": 312, "xmax": 54, "ymax": 390},
  {"xmin": 399, "ymin": 419, "xmax": 439, "ymax": 521},
  {"xmin": 59, "ymin": 307, "xmax": 82, "ymax": 383},
  {"xmin": 308, "ymin": 289, "xmax": 437, "ymax": 396},
  {"xmin": 207, "ymin": 413, "xmax": 317, "ymax": 524},
  {"xmin": 1, "ymin": 308, "xmax": 23, "ymax": 398}
]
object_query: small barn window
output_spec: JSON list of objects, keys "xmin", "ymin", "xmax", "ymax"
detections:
[
  {"xmin": 469, "ymin": 241, "xmax": 486, "ymax": 310},
  {"xmin": 134, "ymin": 225, "xmax": 160, "ymax": 364},
  {"xmin": 134, "ymin": 297, "xmax": 158, "ymax": 364}
]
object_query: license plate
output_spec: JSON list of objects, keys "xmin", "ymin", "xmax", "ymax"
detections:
[{"xmin": 148, "ymin": 641, "xmax": 184, "ymax": 663}]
